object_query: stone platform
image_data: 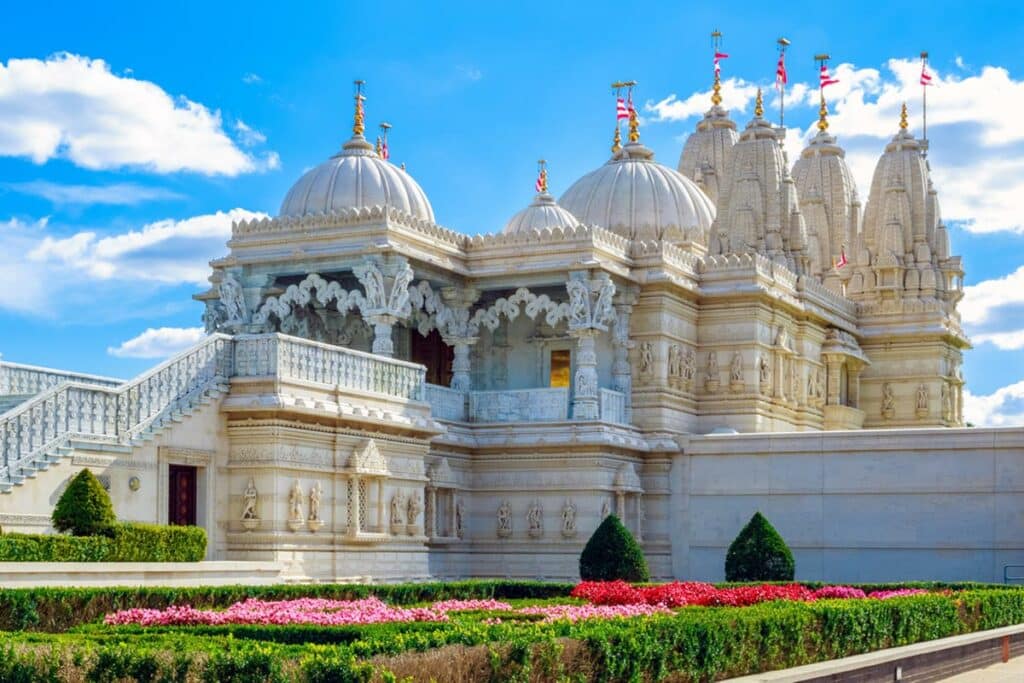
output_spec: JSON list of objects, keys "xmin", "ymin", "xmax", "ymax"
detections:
[{"xmin": 0, "ymin": 561, "xmax": 289, "ymax": 587}]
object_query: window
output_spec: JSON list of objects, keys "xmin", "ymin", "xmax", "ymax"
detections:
[{"xmin": 550, "ymin": 349, "xmax": 571, "ymax": 388}]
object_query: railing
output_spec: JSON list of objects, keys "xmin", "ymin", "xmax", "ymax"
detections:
[
  {"xmin": 0, "ymin": 361, "xmax": 121, "ymax": 396},
  {"xmin": 599, "ymin": 388, "xmax": 628, "ymax": 424},
  {"xmin": 234, "ymin": 334, "xmax": 426, "ymax": 402},
  {"xmin": 425, "ymin": 384, "xmax": 467, "ymax": 421},
  {"xmin": 468, "ymin": 388, "xmax": 569, "ymax": 422},
  {"xmin": 0, "ymin": 335, "xmax": 233, "ymax": 484}
]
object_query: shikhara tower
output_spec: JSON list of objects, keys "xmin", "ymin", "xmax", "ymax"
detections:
[{"xmin": 0, "ymin": 59, "xmax": 996, "ymax": 586}]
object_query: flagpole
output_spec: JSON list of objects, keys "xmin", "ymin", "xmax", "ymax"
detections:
[
  {"xmin": 777, "ymin": 37, "xmax": 790, "ymax": 127},
  {"xmin": 921, "ymin": 51, "xmax": 929, "ymax": 157}
]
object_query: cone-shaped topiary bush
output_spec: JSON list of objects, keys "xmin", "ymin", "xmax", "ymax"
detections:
[
  {"xmin": 52, "ymin": 469, "xmax": 117, "ymax": 537},
  {"xmin": 725, "ymin": 511, "xmax": 795, "ymax": 581},
  {"xmin": 579, "ymin": 514, "xmax": 649, "ymax": 581}
]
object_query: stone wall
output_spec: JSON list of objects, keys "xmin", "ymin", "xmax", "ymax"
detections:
[{"xmin": 675, "ymin": 427, "xmax": 1024, "ymax": 583}]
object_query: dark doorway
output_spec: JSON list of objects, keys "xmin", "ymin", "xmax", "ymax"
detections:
[
  {"xmin": 410, "ymin": 329, "xmax": 454, "ymax": 386},
  {"xmin": 168, "ymin": 465, "xmax": 198, "ymax": 526}
]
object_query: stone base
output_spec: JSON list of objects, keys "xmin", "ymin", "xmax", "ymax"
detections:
[
  {"xmin": 0, "ymin": 561, "xmax": 288, "ymax": 588},
  {"xmin": 823, "ymin": 404, "xmax": 866, "ymax": 430}
]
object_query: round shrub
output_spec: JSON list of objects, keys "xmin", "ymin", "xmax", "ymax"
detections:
[
  {"xmin": 52, "ymin": 469, "xmax": 116, "ymax": 537},
  {"xmin": 725, "ymin": 511, "xmax": 795, "ymax": 581},
  {"xmin": 579, "ymin": 514, "xmax": 649, "ymax": 582}
]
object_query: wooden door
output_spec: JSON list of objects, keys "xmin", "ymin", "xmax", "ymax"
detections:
[{"xmin": 168, "ymin": 465, "xmax": 197, "ymax": 526}]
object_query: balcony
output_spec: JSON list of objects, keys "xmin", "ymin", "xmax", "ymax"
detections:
[{"xmin": 425, "ymin": 384, "xmax": 627, "ymax": 425}]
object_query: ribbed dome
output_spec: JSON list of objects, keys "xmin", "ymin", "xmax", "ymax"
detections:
[
  {"xmin": 503, "ymin": 192, "xmax": 579, "ymax": 234},
  {"xmin": 279, "ymin": 136, "xmax": 434, "ymax": 221},
  {"xmin": 559, "ymin": 142, "xmax": 715, "ymax": 243},
  {"xmin": 678, "ymin": 104, "xmax": 738, "ymax": 205}
]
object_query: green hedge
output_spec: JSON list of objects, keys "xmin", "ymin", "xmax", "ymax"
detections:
[
  {"xmin": 0, "ymin": 523, "xmax": 206, "ymax": 564},
  {"xmin": 2, "ymin": 590, "xmax": 1024, "ymax": 681}
]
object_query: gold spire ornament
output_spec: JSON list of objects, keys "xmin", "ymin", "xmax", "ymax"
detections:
[
  {"xmin": 611, "ymin": 124, "xmax": 622, "ymax": 154},
  {"xmin": 899, "ymin": 102, "xmax": 909, "ymax": 131},
  {"xmin": 375, "ymin": 136, "xmax": 382, "ymax": 155},
  {"xmin": 817, "ymin": 94, "xmax": 829, "ymax": 132},
  {"xmin": 628, "ymin": 94, "xmax": 640, "ymax": 143},
  {"xmin": 352, "ymin": 80, "xmax": 366, "ymax": 137},
  {"xmin": 754, "ymin": 88, "xmax": 764, "ymax": 118},
  {"xmin": 711, "ymin": 29, "xmax": 723, "ymax": 106}
]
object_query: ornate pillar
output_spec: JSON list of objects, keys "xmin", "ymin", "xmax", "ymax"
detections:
[
  {"xmin": 846, "ymin": 360, "xmax": 864, "ymax": 409},
  {"xmin": 349, "ymin": 477, "xmax": 361, "ymax": 535},
  {"xmin": 566, "ymin": 272, "xmax": 617, "ymax": 421},
  {"xmin": 616, "ymin": 491, "xmax": 625, "ymax": 518},
  {"xmin": 440, "ymin": 287, "xmax": 481, "ymax": 393},
  {"xmin": 824, "ymin": 355, "xmax": 843, "ymax": 406},
  {"xmin": 354, "ymin": 257, "xmax": 414, "ymax": 359},
  {"xmin": 376, "ymin": 479, "xmax": 384, "ymax": 533},
  {"xmin": 612, "ymin": 292, "xmax": 637, "ymax": 422},
  {"xmin": 426, "ymin": 486, "xmax": 436, "ymax": 537}
]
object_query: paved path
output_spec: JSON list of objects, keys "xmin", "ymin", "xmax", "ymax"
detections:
[{"xmin": 938, "ymin": 656, "xmax": 1024, "ymax": 682}]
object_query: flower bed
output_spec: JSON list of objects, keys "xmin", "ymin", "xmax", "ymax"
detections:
[{"xmin": 570, "ymin": 580, "xmax": 928, "ymax": 607}]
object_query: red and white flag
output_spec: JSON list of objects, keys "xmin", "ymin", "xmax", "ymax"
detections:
[
  {"xmin": 627, "ymin": 92, "xmax": 636, "ymax": 117},
  {"xmin": 381, "ymin": 138, "xmax": 390, "ymax": 161},
  {"xmin": 834, "ymin": 247, "xmax": 849, "ymax": 269},
  {"xmin": 776, "ymin": 53, "xmax": 787, "ymax": 87},
  {"xmin": 920, "ymin": 64, "xmax": 933, "ymax": 86},
  {"xmin": 534, "ymin": 169, "xmax": 546, "ymax": 193},
  {"xmin": 616, "ymin": 97, "xmax": 629, "ymax": 120},
  {"xmin": 714, "ymin": 50, "xmax": 729, "ymax": 75},
  {"xmin": 819, "ymin": 64, "xmax": 839, "ymax": 88}
]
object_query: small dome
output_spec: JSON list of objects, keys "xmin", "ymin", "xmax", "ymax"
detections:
[
  {"xmin": 279, "ymin": 136, "xmax": 434, "ymax": 221},
  {"xmin": 559, "ymin": 142, "xmax": 715, "ymax": 243},
  {"xmin": 503, "ymin": 192, "xmax": 579, "ymax": 234}
]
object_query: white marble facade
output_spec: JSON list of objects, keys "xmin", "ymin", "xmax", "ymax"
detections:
[{"xmin": 0, "ymin": 84, "xmax": 1018, "ymax": 584}]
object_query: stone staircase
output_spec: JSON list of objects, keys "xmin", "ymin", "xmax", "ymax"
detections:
[
  {"xmin": 0, "ymin": 335, "xmax": 233, "ymax": 493},
  {"xmin": 0, "ymin": 362, "xmax": 122, "ymax": 417}
]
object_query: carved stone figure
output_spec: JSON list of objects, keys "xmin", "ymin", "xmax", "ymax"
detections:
[
  {"xmin": 566, "ymin": 278, "xmax": 591, "ymax": 328},
  {"xmin": 496, "ymin": 499, "xmax": 512, "ymax": 537},
  {"xmin": 219, "ymin": 273, "xmax": 247, "ymax": 327},
  {"xmin": 941, "ymin": 383, "xmax": 953, "ymax": 422},
  {"xmin": 759, "ymin": 354, "xmax": 772, "ymax": 389},
  {"xmin": 527, "ymin": 500, "xmax": 544, "ymax": 538},
  {"xmin": 667, "ymin": 344, "xmax": 682, "ymax": 384},
  {"xmin": 683, "ymin": 348, "xmax": 696, "ymax": 383},
  {"xmin": 881, "ymin": 383, "xmax": 896, "ymax": 419},
  {"xmin": 916, "ymin": 383, "xmax": 929, "ymax": 417},
  {"xmin": 775, "ymin": 327, "xmax": 790, "ymax": 349},
  {"xmin": 561, "ymin": 499, "xmax": 577, "ymax": 538},
  {"xmin": 705, "ymin": 352, "xmax": 720, "ymax": 392},
  {"xmin": 390, "ymin": 491, "xmax": 406, "ymax": 530},
  {"xmin": 729, "ymin": 351, "xmax": 744, "ymax": 392},
  {"xmin": 817, "ymin": 370, "xmax": 826, "ymax": 406},
  {"xmin": 241, "ymin": 478, "xmax": 258, "ymax": 521},
  {"xmin": 308, "ymin": 481, "xmax": 322, "ymax": 522},
  {"xmin": 639, "ymin": 342, "xmax": 654, "ymax": 376},
  {"xmin": 287, "ymin": 480, "xmax": 304, "ymax": 531},
  {"xmin": 407, "ymin": 492, "xmax": 422, "ymax": 525},
  {"xmin": 455, "ymin": 498, "xmax": 465, "ymax": 538}
]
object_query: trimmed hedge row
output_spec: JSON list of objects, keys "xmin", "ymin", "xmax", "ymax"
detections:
[
  {"xmin": 3, "ymin": 590, "xmax": 1024, "ymax": 681},
  {"xmin": 0, "ymin": 523, "xmax": 207, "ymax": 564}
]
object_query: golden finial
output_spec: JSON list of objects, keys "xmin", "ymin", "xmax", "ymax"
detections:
[
  {"xmin": 374, "ymin": 136, "xmax": 382, "ymax": 155},
  {"xmin": 628, "ymin": 95, "xmax": 640, "ymax": 143},
  {"xmin": 754, "ymin": 88, "xmax": 764, "ymax": 118},
  {"xmin": 611, "ymin": 124, "xmax": 622, "ymax": 154},
  {"xmin": 537, "ymin": 159, "xmax": 548, "ymax": 193},
  {"xmin": 352, "ymin": 80, "xmax": 366, "ymax": 137},
  {"xmin": 711, "ymin": 30, "xmax": 723, "ymax": 106},
  {"xmin": 817, "ymin": 94, "xmax": 829, "ymax": 132},
  {"xmin": 899, "ymin": 102, "xmax": 909, "ymax": 131}
]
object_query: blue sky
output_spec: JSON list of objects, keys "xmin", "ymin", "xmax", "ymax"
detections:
[{"xmin": 1, "ymin": 0, "xmax": 1023, "ymax": 424}]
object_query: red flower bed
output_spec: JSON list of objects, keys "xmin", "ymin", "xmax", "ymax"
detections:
[{"xmin": 571, "ymin": 581, "xmax": 924, "ymax": 608}]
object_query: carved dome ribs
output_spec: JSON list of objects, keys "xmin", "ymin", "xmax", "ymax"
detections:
[
  {"xmin": 503, "ymin": 192, "xmax": 580, "ymax": 235},
  {"xmin": 559, "ymin": 142, "xmax": 715, "ymax": 245},
  {"xmin": 279, "ymin": 136, "xmax": 434, "ymax": 222}
]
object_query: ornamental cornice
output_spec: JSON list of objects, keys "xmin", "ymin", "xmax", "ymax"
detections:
[{"xmin": 466, "ymin": 223, "xmax": 631, "ymax": 256}]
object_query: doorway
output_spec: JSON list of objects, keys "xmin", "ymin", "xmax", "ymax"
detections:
[{"xmin": 168, "ymin": 464, "xmax": 198, "ymax": 526}]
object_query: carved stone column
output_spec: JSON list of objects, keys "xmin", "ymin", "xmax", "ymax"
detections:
[
  {"xmin": 571, "ymin": 329, "xmax": 600, "ymax": 420},
  {"xmin": 349, "ymin": 478, "xmax": 361, "ymax": 536},
  {"xmin": 566, "ymin": 272, "xmax": 616, "ymax": 422},
  {"xmin": 440, "ymin": 286, "xmax": 481, "ymax": 393},
  {"xmin": 824, "ymin": 355, "xmax": 843, "ymax": 406},
  {"xmin": 354, "ymin": 257, "xmax": 414, "ymax": 359},
  {"xmin": 846, "ymin": 359, "xmax": 864, "ymax": 409},
  {"xmin": 612, "ymin": 292, "xmax": 637, "ymax": 422},
  {"xmin": 426, "ymin": 486, "xmax": 437, "ymax": 537}
]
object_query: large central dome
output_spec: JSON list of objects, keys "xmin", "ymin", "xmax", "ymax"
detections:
[
  {"xmin": 278, "ymin": 136, "xmax": 434, "ymax": 222},
  {"xmin": 559, "ymin": 142, "xmax": 715, "ymax": 243}
]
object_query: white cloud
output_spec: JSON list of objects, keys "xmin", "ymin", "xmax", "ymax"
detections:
[
  {"xmin": 6, "ymin": 180, "xmax": 183, "ymax": 206},
  {"xmin": 645, "ymin": 78, "xmax": 759, "ymax": 122},
  {"xmin": 963, "ymin": 380, "xmax": 1024, "ymax": 427},
  {"xmin": 972, "ymin": 330, "xmax": 1024, "ymax": 351},
  {"xmin": 28, "ymin": 208, "xmax": 267, "ymax": 285},
  {"xmin": 0, "ymin": 53, "xmax": 278, "ymax": 175},
  {"xmin": 108, "ymin": 326, "xmax": 205, "ymax": 359},
  {"xmin": 960, "ymin": 265, "xmax": 1024, "ymax": 327},
  {"xmin": 234, "ymin": 120, "xmax": 266, "ymax": 147},
  {"xmin": 242, "ymin": 72, "xmax": 262, "ymax": 85}
]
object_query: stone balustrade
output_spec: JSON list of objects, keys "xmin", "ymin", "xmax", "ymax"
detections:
[
  {"xmin": 234, "ymin": 334, "xmax": 425, "ymax": 402},
  {"xmin": 425, "ymin": 384, "xmax": 468, "ymax": 421},
  {"xmin": 468, "ymin": 388, "xmax": 569, "ymax": 423},
  {"xmin": 599, "ymin": 388, "xmax": 627, "ymax": 424},
  {"xmin": 0, "ymin": 362, "xmax": 121, "ymax": 397}
]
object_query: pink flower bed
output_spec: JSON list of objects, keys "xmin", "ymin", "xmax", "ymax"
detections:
[
  {"xmin": 571, "ymin": 581, "xmax": 929, "ymax": 608},
  {"xmin": 104, "ymin": 597, "xmax": 447, "ymax": 627},
  {"xmin": 518, "ymin": 603, "xmax": 673, "ymax": 623}
]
